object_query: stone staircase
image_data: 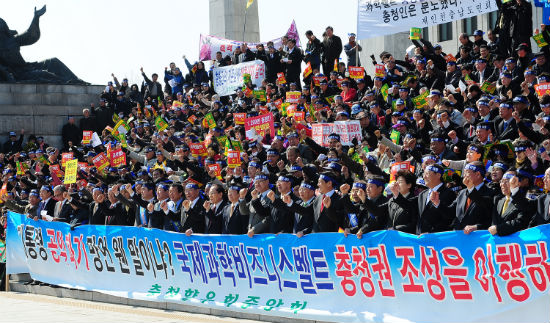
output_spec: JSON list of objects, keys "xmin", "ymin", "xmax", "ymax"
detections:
[{"xmin": 0, "ymin": 83, "xmax": 105, "ymax": 148}]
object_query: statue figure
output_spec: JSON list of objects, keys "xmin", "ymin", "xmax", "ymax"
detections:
[{"xmin": 0, "ymin": 5, "xmax": 87, "ymax": 84}]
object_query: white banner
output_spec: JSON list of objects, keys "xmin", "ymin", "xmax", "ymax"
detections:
[
  {"xmin": 199, "ymin": 20, "xmax": 301, "ymax": 61},
  {"xmin": 357, "ymin": 0, "xmax": 497, "ymax": 39},
  {"xmin": 312, "ymin": 121, "xmax": 363, "ymax": 147},
  {"xmin": 211, "ymin": 60, "xmax": 266, "ymax": 96}
]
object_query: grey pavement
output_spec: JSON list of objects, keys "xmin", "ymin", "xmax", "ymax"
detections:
[{"xmin": 0, "ymin": 292, "xmax": 263, "ymax": 323}]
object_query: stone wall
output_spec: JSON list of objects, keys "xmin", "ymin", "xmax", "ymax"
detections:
[{"xmin": 0, "ymin": 84, "xmax": 104, "ymax": 149}]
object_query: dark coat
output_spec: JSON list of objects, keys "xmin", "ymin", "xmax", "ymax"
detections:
[
  {"xmin": 222, "ymin": 202, "xmax": 248, "ymax": 234},
  {"xmin": 204, "ymin": 200, "xmax": 228, "ymax": 234},
  {"xmin": 416, "ymin": 184, "xmax": 456, "ymax": 233},
  {"xmin": 181, "ymin": 197, "xmax": 206, "ymax": 233},
  {"xmin": 492, "ymin": 192, "xmax": 530, "ymax": 236},
  {"xmin": 447, "ymin": 184, "xmax": 495, "ymax": 230},
  {"xmin": 528, "ymin": 194, "xmax": 550, "ymax": 227}
]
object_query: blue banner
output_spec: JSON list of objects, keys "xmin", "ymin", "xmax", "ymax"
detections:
[{"xmin": 6, "ymin": 211, "xmax": 550, "ymax": 322}]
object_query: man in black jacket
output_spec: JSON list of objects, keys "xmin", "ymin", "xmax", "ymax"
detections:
[
  {"xmin": 282, "ymin": 39, "xmax": 302, "ymax": 90},
  {"xmin": 304, "ymin": 30, "xmax": 322, "ymax": 71},
  {"xmin": 265, "ymin": 45, "xmax": 283, "ymax": 84},
  {"xmin": 321, "ymin": 26, "xmax": 342, "ymax": 76},
  {"xmin": 3, "ymin": 130, "xmax": 23, "ymax": 154},
  {"xmin": 61, "ymin": 116, "xmax": 81, "ymax": 150},
  {"xmin": 203, "ymin": 183, "xmax": 227, "ymax": 234},
  {"xmin": 265, "ymin": 173, "xmax": 298, "ymax": 234},
  {"xmin": 305, "ymin": 172, "xmax": 344, "ymax": 232},
  {"xmin": 182, "ymin": 182, "xmax": 205, "ymax": 234},
  {"xmin": 489, "ymin": 172, "xmax": 530, "ymax": 236},
  {"xmin": 282, "ymin": 180, "xmax": 315, "ymax": 236},
  {"xmin": 432, "ymin": 162, "xmax": 494, "ymax": 233},
  {"xmin": 417, "ymin": 164, "xmax": 456, "ymax": 234},
  {"xmin": 222, "ymin": 185, "xmax": 248, "ymax": 234},
  {"xmin": 140, "ymin": 67, "xmax": 163, "ymax": 101},
  {"xmin": 239, "ymin": 173, "xmax": 272, "ymax": 236},
  {"xmin": 527, "ymin": 168, "xmax": 550, "ymax": 227}
]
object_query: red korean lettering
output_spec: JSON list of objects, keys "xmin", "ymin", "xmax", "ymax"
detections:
[
  {"xmin": 420, "ymin": 246, "xmax": 445, "ymax": 300},
  {"xmin": 441, "ymin": 247, "xmax": 472, "ymax": 300},
  {"xmin": 473, "ymin": 245, "xmax": 502, "ymax": 302},
  {"xmin": 368, "ymin": 244, "xmax": 395, "ymax": 297},
  {"xmin": 351, "ymin": 246, "xmax": 375, "ymax": 297},
  {"xmin": 334, "ymin": 245, "xmax": 356, "ymax": 296},
  {"xmin": 524, "ymin": 242, "xmax": 550, "ymax": 292},
  {"xmin": 495, "ymin": 243, "xmax": 530, "ymax": 302},
  {"xmin": 395, "ymin": 246, "xmax": 424, "ymax": 293}
]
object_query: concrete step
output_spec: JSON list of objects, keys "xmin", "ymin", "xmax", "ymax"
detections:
[
  {"xmin": 0, "ymin": 83, "xmax": 104, "ymax": 95},
  {"xmin": 0, "ymin": 105, "xmax": 88, "ymax": 116},
  {"xmin": 0, "ymin": 92, "xmax": 100, "ymax": 106},
  {"xmin": 7, "ymin": 281, "xmax": 320, "ymax": 323}
]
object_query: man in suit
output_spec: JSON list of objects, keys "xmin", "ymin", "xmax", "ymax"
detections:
[
  {"xmin": 294, "ymin": 172, "xmax": 343, "ymax": 233},
  {"xmin": 36, "ymin": 185, "xmax": 56, "ymax": 220},
  {"xmin": 282, "ymin": 180, "xmax": 315, "ymax": 237},
  {"xmin": 494, "ymin": 102, "xmax": 519, "ymax": 141},
  {"xmin": 89, "ymin": 187, "xmax": 110, "ymax": 225},
  {"xmin": 488, "ymin": 172, "xmax": 530, "ymax": 236},
  {"xmin": 156, "ymin": 183, "xmax": 184, "ymax": 232},
  {"xmin": 3, "ymin": 189, "xmax": 40, "ymax": 219},
  {"xmin": 528, "ymin": 167, "xmax": 550, "ymax": 227},
  {"xmin": 282, "ymin": 39, "xmax": 303, "ymax": 90},
  {"xmin": 265, "ymin": 173, "xmax": 299, "ymax": 234},
  {"xmin": 357, "ymin": 176, "xmax": 389, "ymax": 238},
  {"xmin": 116, "ymin": 182, "xmax": 156, "ymax": 227},
  {"xmin": 432, "ymin": 161, "xmax": 494, "ymax": 233},
  {"xmin": 182, "ymin": 183, "xmax": 205, "ymax": 235},
  {"xmin": 417, "ymin": 164, "xmax": 456, "ymax": 234},
  {"xmin": 239, "ymin": 173, "xmax": 273, "ymax": 237},
  {"xmin": 472, "ymin": 58, "xmax": 494, "ymax": 84},
  {"xmin": 52, "ymin": 185, "xmax": 72, "ymax": 223},
  {"xmin": 147, "ymin": 183, "xmax": 172, "ymax": 230},
  {"xmin": 203, "ymin": 184, "xmax": 227, "ymax": 234},
  {"xmin": 222, "ymin": 185, "xmax": 248, "ymax": 234}
]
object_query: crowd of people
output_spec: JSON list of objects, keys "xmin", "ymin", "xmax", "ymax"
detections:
[{"xmin": 1, "ymin": 7, "xmax": 550, "ymax": 255}]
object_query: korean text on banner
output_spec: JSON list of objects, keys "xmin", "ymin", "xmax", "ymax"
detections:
[
  {"xmin": 244, "ymin": 112, "xmax": 275, "ymax": 140},
  {"xmin": 6, "ymin": 211, "xmax": 550, "ymax": 323},
  {"xmin": 212, "ymin": 60, "xmax": 266, "ymax": 96},
  {"xmin": 63, "ymin": 159, "xmax": 78, "ymax": 184},
  {"xmin": 357, "ymin": 0, "xmax": 498, "ymax": 39},
  {"xmin": 312, "ymin": 121, "xmax": 363, "ymax": 147},
  {"xmin": 199, "ymin": 21, "xmax": 300, "ymax": 61}
]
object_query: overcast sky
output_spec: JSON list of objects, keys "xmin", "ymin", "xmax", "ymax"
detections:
[{"xmin": 1, "ymin": 1, "xmax": 357, "ymax": 85}]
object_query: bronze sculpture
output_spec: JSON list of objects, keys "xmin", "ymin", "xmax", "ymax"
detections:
[{"xmin": 0, "ymin": 5, "xmax": 87, "ymax": 84}]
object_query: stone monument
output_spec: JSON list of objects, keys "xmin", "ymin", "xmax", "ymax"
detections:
[
  {"xmin": 0, "ymin": 5, "xmax": 86, "ymax": 84},
  {"xmin": 0, "ymin": 5, "xmax": 98, "ymax": 148},
  {"xmin": 209, "ymin": 0, "xmax": 260, "ymax": 43}
]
